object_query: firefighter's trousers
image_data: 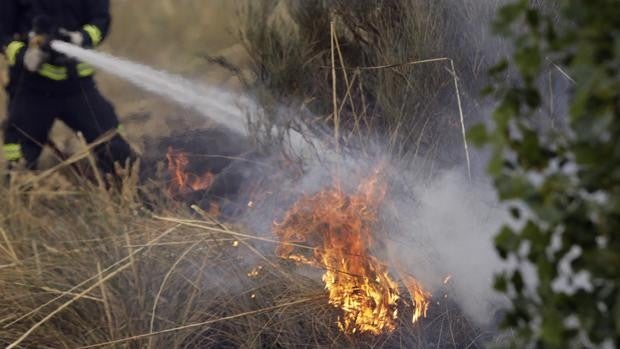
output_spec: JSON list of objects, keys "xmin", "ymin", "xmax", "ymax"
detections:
[{"xmin": 2, "ymin": 77, "xmax": 132, "ymax": 174}]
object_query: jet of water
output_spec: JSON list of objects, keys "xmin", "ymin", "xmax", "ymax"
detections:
[
  {"xmin": 51, "ymin": 40, "xmax": 251, "ymax": 134},
  {"xmin": 51, "ymin": 40, "xmax": 328, "ymax": 156}
]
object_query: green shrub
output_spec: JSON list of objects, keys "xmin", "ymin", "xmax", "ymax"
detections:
[{"xmin": 471, "ymin": 0, "xmax": 620, "ymax": 347}]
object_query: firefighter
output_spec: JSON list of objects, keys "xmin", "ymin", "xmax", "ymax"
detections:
[{"xmin": 0, "ymin": 0, "xmax": 132, "ymax": 177}]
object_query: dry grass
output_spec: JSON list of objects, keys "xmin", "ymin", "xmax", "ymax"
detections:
[
  {"xmin": 234, "ymin": 0, "xmax": 509, "ymax": 161},
  {"xmin": 0, "ymin": 171, "xmax": 337, "ymax": 348},
  {"xmin": 0, "ymin": 155, "xmax": 492, "ymax": 348}
]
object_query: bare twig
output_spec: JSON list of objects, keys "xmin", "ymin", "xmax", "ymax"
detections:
[
  {"xmin": 97, "ymin": 262, "xmax": 116, "ymax": 339},
  {"xmin": 321, "ymin": 57, "xmax": 450, "ymax": 71},
  {"xmin": 31, "ymin": 240, "xmax": 41, "ymax": 277},
  {"xmin": 152, "ymin": 216, "xmax": 313, "ymax": 251},
  {"xmin": 330, "ymin": 19, "xmax": 340, "ymax": 153},
  {"xmin": 448, "ymin": 59, "xmax": 472, "ymax": 180},
  {"xmin": 546, "ymin": 57, "xmax": 576, "ymax": 85},
  {"xmin": 0, "ymin": 227, "xmax": 18, "ymax": 262}
]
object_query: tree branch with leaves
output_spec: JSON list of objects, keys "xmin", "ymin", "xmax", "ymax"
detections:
[{"xmin": 470, "ymin": 0, "xmax": 620, "ymax": 347}]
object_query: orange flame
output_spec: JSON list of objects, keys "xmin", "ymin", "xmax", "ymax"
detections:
[
  {"xmin": 274, "ymin": 171, "xmax": 429, "ymax": 334},
  {"xmin": 402, "ymin": 274, "xmax": 431, "ymax": 324},
  {"xmin": 166, "ymin": 147, "xmax": 215, "ymax": 196}
]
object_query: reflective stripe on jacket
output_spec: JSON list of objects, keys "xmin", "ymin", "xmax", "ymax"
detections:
[{"xmin": 0, "ymin": 0, "xmax": 110, "ymax": 81}]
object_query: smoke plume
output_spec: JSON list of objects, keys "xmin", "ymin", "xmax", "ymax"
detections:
[{"xmin": 387, "ymin": 168, "xmax": 507, "ymax": 325}]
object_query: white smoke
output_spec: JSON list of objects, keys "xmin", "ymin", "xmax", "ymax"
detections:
[
  {"xmin": 387, "ymin": 168, "xmax": 508, "ymax": 326},
  {"xmin": 248, "ymin": 154, "xmax": 510, "ymax": 327}
]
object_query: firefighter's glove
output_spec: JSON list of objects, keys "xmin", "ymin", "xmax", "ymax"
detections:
[
  {"xmin": 23, "ymin": 45, "xmax": 48, "ymax": 72},
  {"xmin": 59, "ymin": 28, "xmax": 85, "ymax": 47}
]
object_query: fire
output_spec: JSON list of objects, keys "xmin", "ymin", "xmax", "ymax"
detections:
[
  {"xmin": 166, "ymin": 147, "xmax": 215, "ymax": 196},
  {"xmin": 402, "ymin": 274, "xmax": 431, "ymax": 324},
  {"xmin": 274, "ymin": 172, "xmax": 429, "ymax": 334}
]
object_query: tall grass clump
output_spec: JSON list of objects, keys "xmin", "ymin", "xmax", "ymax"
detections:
[{"xmin": 0, "ymin": 172, "xmax": 334, "ymax": 348}]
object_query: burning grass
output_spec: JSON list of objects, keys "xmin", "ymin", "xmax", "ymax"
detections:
[
  {"xmin": 274, "ymin": 170, "xmax": 429, "ymax": 335},
  {"xmin": 0, "ymin": 161, "xmax": 489, "ymax": 348},
  {"xmin": 166, "ymin": 147, "xmax": 216, "ymax": 196}
]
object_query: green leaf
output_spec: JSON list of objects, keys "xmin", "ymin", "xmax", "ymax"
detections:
[
  {"xmin": 480, "ymin": 85, "xmax": 494, "ymax": 96},
  {"xmin": 467, "ymin": 124, "xmax": 488, "ymax": 147},
  {"xmin": 525, "ymin": 9, "xmax": 540, "ymax": 29},
  {"xmin": 494, "ymin": 274, "xmax": 509, "ymax": 292},
  {"xmin": 515, "ymin": 45, "xmax": 542, "ymax": 78},
  {"xmin": 495, "ymin": 226, "xmax": 520, "ymax": 258},
  {"xmin": 523, "ymin": 87, "xmax": 541, "ymax": 108},
  {"xmin": 496, "ymin": 174, "xmax": 534, "ymax": 200},
  {"xmin": 488, "ymin": 149, "xmax": 504, "ymax": 176},
  {"xmin": 519, "ymin": 129, "xmax": 544, "ymax": 168},
  {"xmin": 512, "ymin": 270, "xmax": 525, "ymax": 294},
  {"xmin": 493, "ymin": 1, "xmax": 527, "ymax": 35},
  {"xmin": 537, "ymin": 254, "xmax": 555, "ymax": 287},
  {"xmin": 510, "ymin": 206, "xmax": 521, "ymax": 219},
  {"xmin": 489, "ymin": 59, "xmax": 509, "ymax": 76},
  {"xmin": 521, "ymin": 221, "xmax": 546, "ymax": 249},
  {"xmin": 541, "ymin": 307, "xmax": 563, "ymax": 346}
]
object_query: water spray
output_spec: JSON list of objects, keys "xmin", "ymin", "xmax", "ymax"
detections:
[
  {"xmin": 51, "ymin": 40, "xmax": 250, "ymax": 134},
  {"xmin": 50, "ymin": 40, "xmax": 325, "ymax": 157}
]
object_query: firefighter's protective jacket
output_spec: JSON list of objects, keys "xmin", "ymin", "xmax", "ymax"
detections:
[{"xmin": 0, "ymin": 0, "xmax": 110, "ymax": 85}]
